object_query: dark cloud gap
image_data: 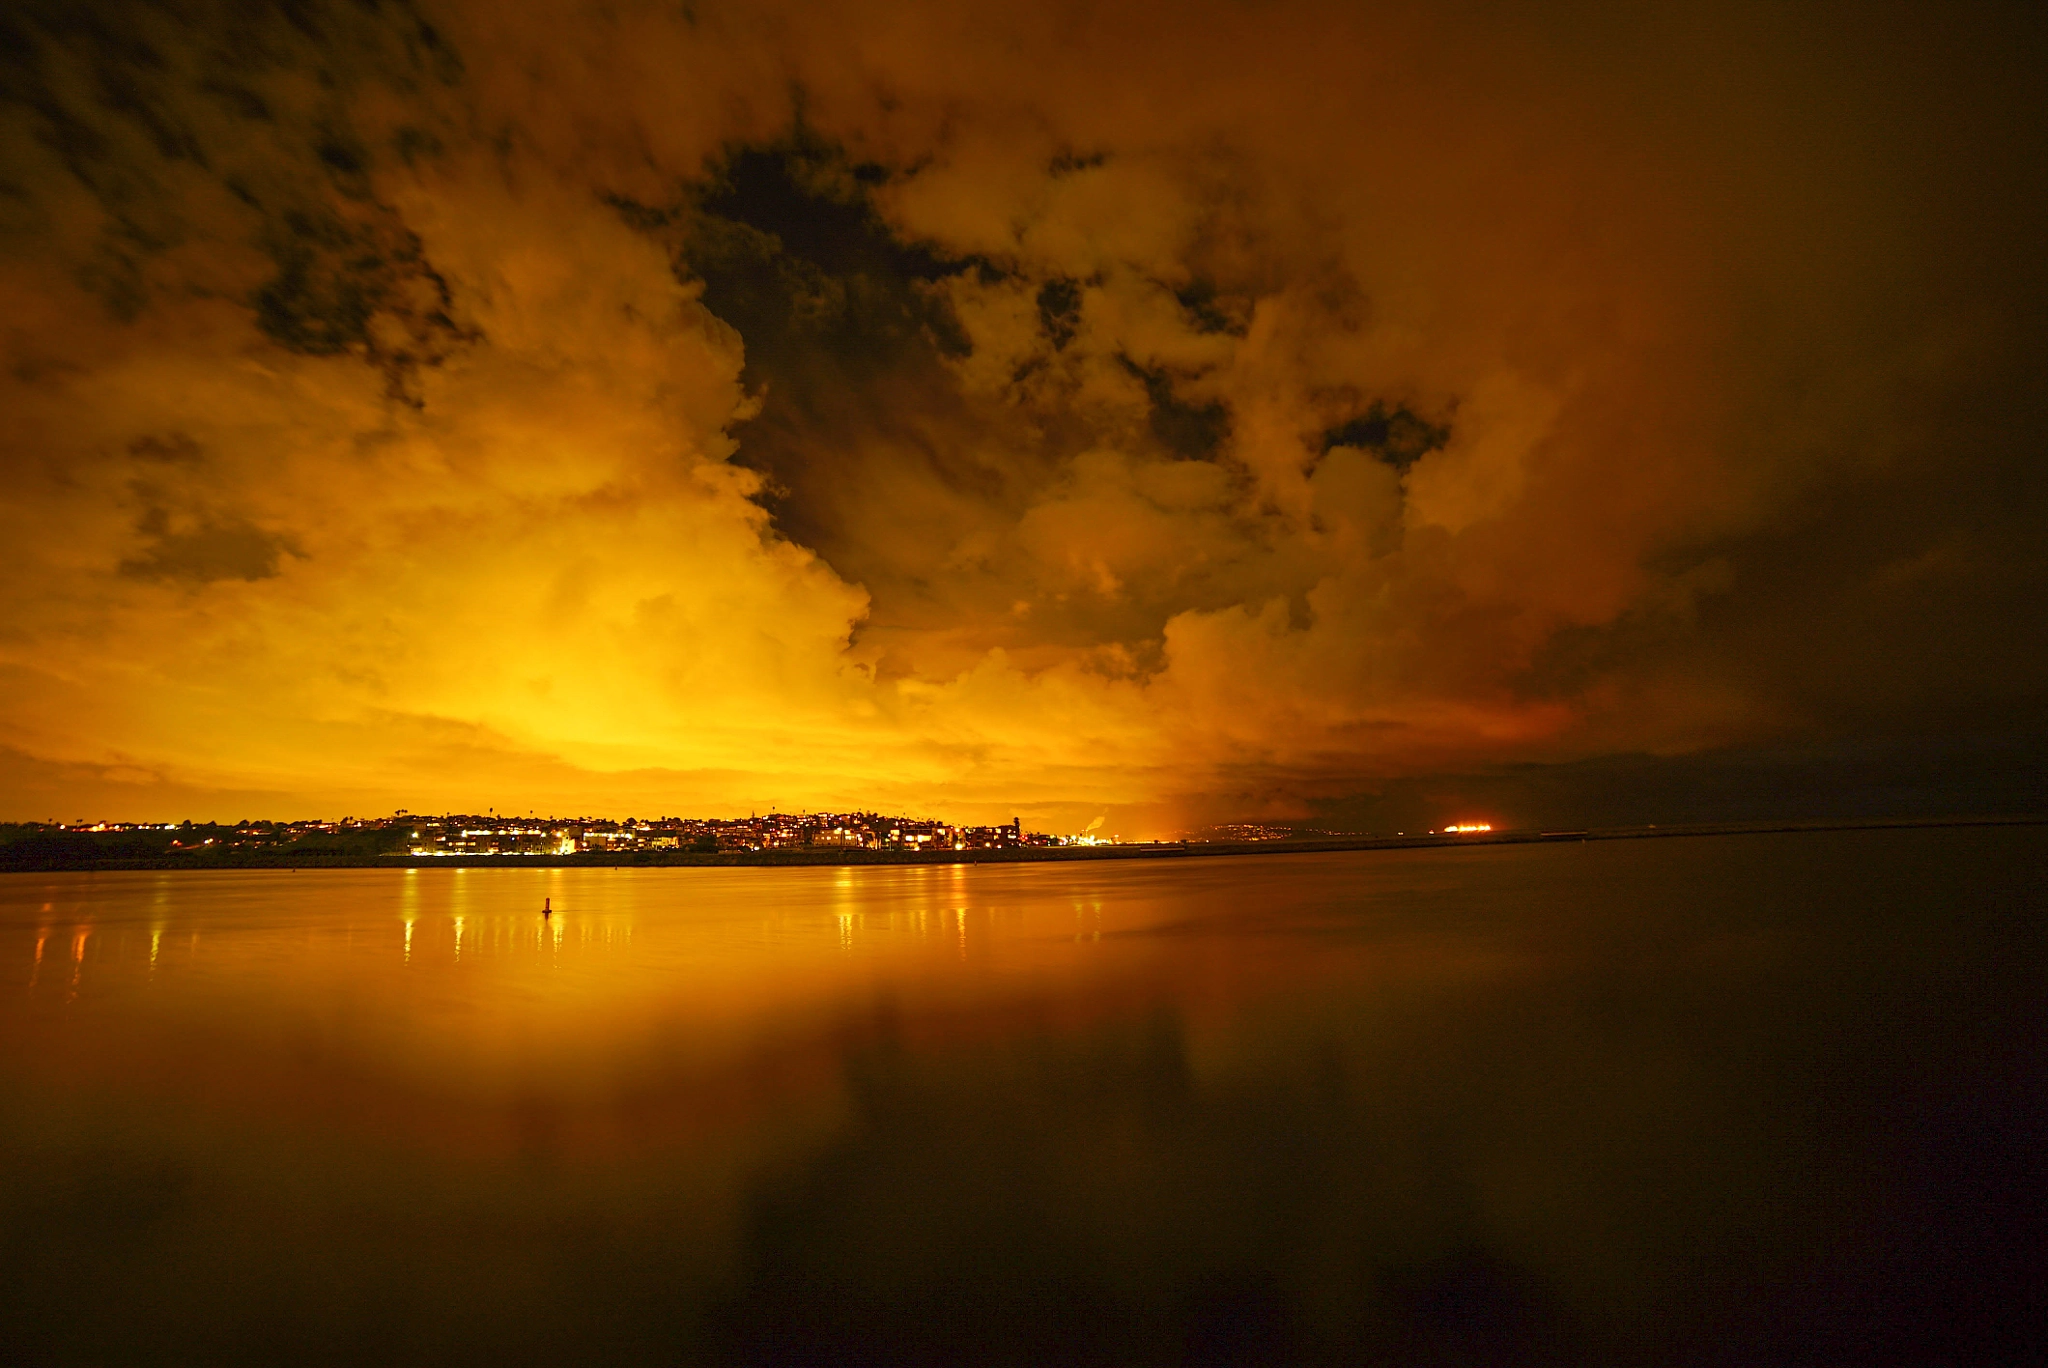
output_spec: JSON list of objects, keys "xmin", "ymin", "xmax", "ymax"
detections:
[
  {"xmin": 1119, "ymin": 355, "xmax": 1231, "ymax": 459},
  {"xmin": 672, "ymin": 142, "xmax": 980, "ymax": 398},
  {"xmin": 700, "ymin": 142, "xmax": 955, "ymax": 284},
  {"xmin": 1036, "ymin": 277, "xmax": 1080, "ymax": 350},
  {"xmin": 1172, "ymin": 277, "xmax": 1250, "ymax": 337},
  {"xmin": 1321, "ymin": 401, "xmax": 1450, "ymax": 473},
  {"xmin": 966, "ymin": 256, "xmax": 1010, "ymax": 287},
  {"xmin": 1048, "ymin": 149, "xmax": 1108, "ymax": 176},
  {"xmin": 613, "ymin": 135, "xmax": 1101, "ymax": 652},
  {"xmin": 253, "ymin": 201, "xmax": 471, "ymax": 401},
  {"xmin": 601, "ymin": 133, "xmax": 976, "ymax": 393}
]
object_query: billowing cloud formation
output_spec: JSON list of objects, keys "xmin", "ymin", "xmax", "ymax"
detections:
[{"xmin": 2, "ymin": 0, "xmax": 2043, "ymax": 829}]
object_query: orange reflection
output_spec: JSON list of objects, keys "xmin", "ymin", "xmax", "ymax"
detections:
[{"xmin": 0, "ymin": 859, "xmax": 1421, "ymax": 1160}]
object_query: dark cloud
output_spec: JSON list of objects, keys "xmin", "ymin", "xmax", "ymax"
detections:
[
  {"xmin": 1034, "ymin": 276, "xmax": 1080, "ymax": 351},
  {"xmin": 1303, "ymin": 732, "xmax": 2048, "ymax": 834},
  {"xmin": 1123, "ymin": 356, "xmax": 1231, "ymax": 460},
  {"xmin": 676, "ymin": 137, "xmax": 969, "ymax": 381},
  {"xmin": 1171, "ymin": 278, "xmax": 1249, "ymax": 337},
  {"xmin": 1, "ymin": 0, "xmax": 469, "ymax": 372},
  {"xmin": 119, "ymin": 507, "xmax": 299, "ymax": 583},
  {"xmin": 126, "ymin": 431, "xmax": 201, "ymax": 462},
  {"xmin": 1321, "ymin": 402, "xmax": 1450, "ymax": 475},
  {"xmin": 252, "ymin": 198, "xmax": 472, "ymax": 399}
]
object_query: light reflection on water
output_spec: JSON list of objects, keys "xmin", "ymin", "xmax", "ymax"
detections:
[{"xmin": 1, "ymin": 828, "xmax": 2044, "ymax": 1366}]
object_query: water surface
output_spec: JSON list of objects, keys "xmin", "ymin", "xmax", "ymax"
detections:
[{"xmin": 3, "ymin": 827, "xmax": 2043, "ymax": 1365}]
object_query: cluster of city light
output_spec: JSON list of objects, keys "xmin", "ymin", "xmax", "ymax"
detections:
[
  {"xmin": 13, "ymin": 815, "xmax": 1519, "ymax": 857},
  {"xmin": 392, "ymin": 811, "xmax": 1044, "ymax": 857}
]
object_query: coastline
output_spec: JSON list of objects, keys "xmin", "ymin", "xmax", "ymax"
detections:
[{"xmin": 4, "ymin": 813, "xmax": 2042, "ymax": 874}]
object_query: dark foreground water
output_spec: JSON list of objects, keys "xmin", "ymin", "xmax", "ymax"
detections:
[{"xmin": 3, "ymin": 827, "xmax": 2043, "ymax": 1367}]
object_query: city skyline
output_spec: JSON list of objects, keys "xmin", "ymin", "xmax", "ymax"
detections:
[{"xmin": 0, "ymin": 808, "xmax": 1324, "ymax": 853}]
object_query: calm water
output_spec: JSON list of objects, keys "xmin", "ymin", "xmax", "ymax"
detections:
[{"xmin": 3, "ymin": 827, "xmax": 2043, "ymax": 1366}]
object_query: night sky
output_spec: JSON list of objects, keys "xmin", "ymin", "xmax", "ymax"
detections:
[{"xmin": 3, "ymin": 0, "xmax": 2043, "ymax": 833}]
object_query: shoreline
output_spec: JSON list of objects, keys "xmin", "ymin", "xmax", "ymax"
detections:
[{"xmin": 4, "ymin": 813, "xmax": 2042, "ymax": 874}]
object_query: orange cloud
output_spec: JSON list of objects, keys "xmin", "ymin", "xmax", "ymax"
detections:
[{"xmin": 2, "ymin": 0, "xmax": 2042, "ymax": 832}]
